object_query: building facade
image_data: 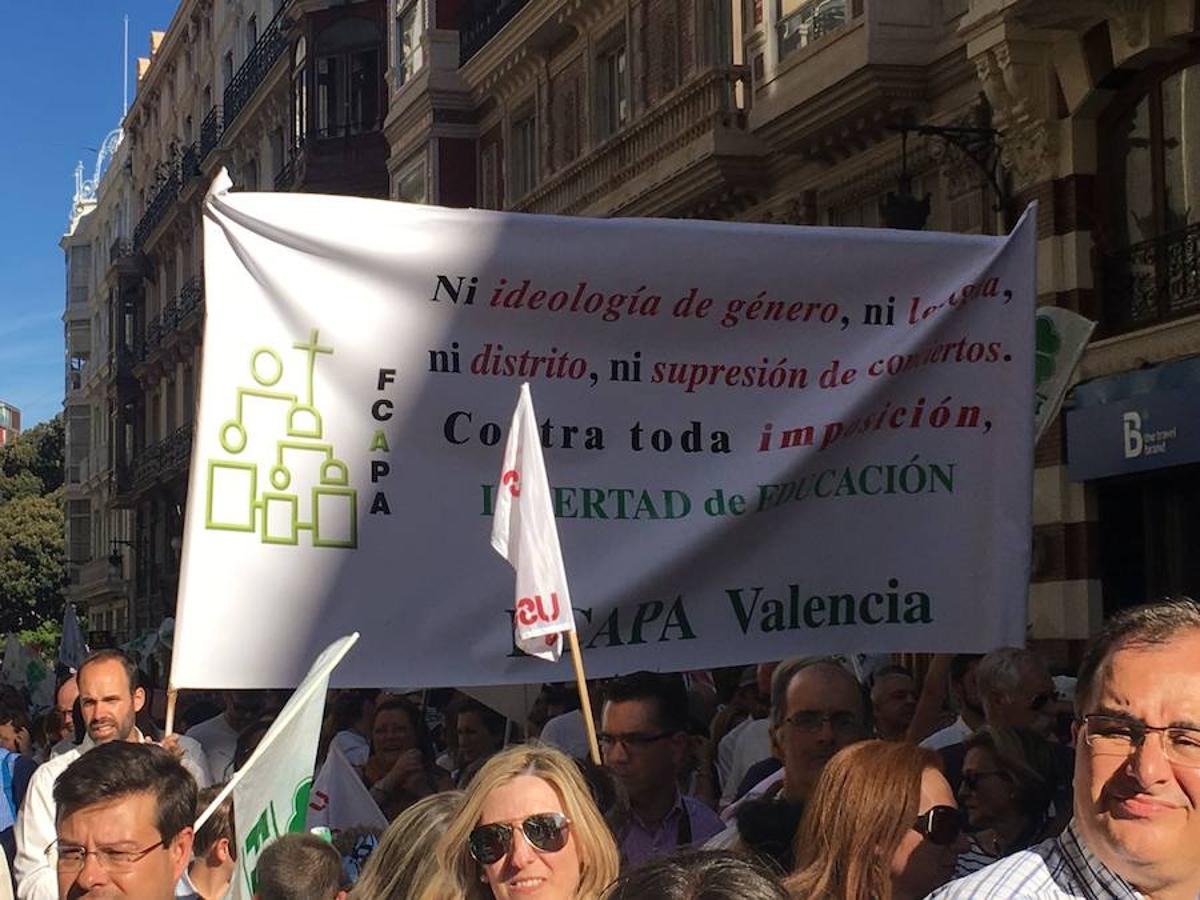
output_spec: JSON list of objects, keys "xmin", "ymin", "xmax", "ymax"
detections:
[
  {"xmin": 0, "ymin": 402, "xmax": 19, "ymax": 447},
  {"xmin": 71, "ymin": 0, "xmax": 1200, "ymax": 650},
  {"xmin": 61, "ymin": 128, "xmax": 137, "ymax": 645},
  {"xmin": 381, "ymin": 0, "xmax": 1200, "ymax": 656}
]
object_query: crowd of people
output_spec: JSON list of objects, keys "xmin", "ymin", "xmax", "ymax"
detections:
[{"xmin": 0, "ymin": 595, "xmax": 1197, "ymax": 898}]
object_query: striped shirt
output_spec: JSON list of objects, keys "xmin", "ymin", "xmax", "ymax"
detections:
[{"xmin": 928, "ymin": 821, "xmax": 1143, "ymax": 899}]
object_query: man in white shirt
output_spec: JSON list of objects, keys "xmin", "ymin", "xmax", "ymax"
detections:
[
  {"xmin": 920, "ymin": 654, "xmax": 984, "ymax": 751},
  {"xmin": 187, "ymin": 692, "xmax": 270, "ymax": 784},
  {"xmin": 14, "ymin": 650, "xmax": 209, "ymax": 900}
]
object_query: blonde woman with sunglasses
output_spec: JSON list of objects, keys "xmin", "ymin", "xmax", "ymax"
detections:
[{"xmin": 437, "ymin": 744, "xmax": 620, "ymax": 900}]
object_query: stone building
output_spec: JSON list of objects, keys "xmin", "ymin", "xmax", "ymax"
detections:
[
  {"xmin": 382, "ymin": 0, "xmax": 1200, "ymax": 653},
  {"xmin": 61, "ymin": 129, "xmax": 137, "ymax": 644},
  {"xmin": 73, "ymin": 0, "xmax": 1200, "ymax": 650}
]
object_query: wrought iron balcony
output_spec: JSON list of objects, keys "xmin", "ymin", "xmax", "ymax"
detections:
[
  {"xmin": 178, "ymin": 277, "xmax": 204, "ymax": 319},
  {"xmin": 460, "ymin": 0, "xmax": 532, "ymax": 64},
  {"xmin": 224, "ymin": 2, "xmax": 292, "ymax": 131},
  {"xmin": 133, "ymin": 161, "xmax": 182, "ymax": 248},
  {"xmin": 200, "ymin": 106, "xmax": 224, "ymax": 161},
  {"xmin": 778, "ymin": 0, "xmax": 854, "ymax": 59},
  {"xmin": 1102, "ymin": 222, "xmax": 1200, "ymax": 335},
  {"xmin": 130, "ymin": 424, "xmax": 194, "ymax": 495}
]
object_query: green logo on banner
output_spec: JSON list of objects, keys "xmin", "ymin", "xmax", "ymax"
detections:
[
  {"xmin": 241, "ymin": 778, "xmax": 316, "ymax": 895},
  {"xmin": 205, "ymin": 328, "xmax": 357, "ymax": 548}
]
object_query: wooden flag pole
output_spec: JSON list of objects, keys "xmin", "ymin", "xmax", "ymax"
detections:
[
  {"xmin": 164, "ymin": 688, "xmax": 179, "ymax": 736},
  {"xmin": 566, "ymin": 629, "xmax": 601, "ymax": 765}
]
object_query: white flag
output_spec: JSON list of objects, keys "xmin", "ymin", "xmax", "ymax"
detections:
[
  {"xmin": 1034, "ymin": 306, "xmax": 1096, "ymax": 442},
  {"xmin": 307, "ymin": 743, "xmax": 387, "ymax": 834},
  {"xmin": 58, "ymin": 603, "xmax": 90, "ymax": 671},
  {"xmin": 491, "ymin": 384, "xmax": 576, "ymax": 662},
  {"xmin": 194, "ymin": 633, "xmax": 358, "ymax": 900}
]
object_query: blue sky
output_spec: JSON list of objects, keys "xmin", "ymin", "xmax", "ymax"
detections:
[{"xmin": 0, "ymin": 3, "xmax": 178, "ymax": 429}]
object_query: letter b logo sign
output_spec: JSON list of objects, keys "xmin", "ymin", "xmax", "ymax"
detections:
[{"xmin": 1123, "ymin": 412, "xmax": 1143, "ymax": 459}]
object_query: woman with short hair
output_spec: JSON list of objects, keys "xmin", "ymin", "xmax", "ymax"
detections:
[
  {"xmin": 438, "ymin": 744, "xmax": 620, "ymax": 899},
  {"xmin": 955, "ymin": 725, "xmax": 1062, "ymax": 875},
  {"xmin": 363, "ymin": 696, "xmax": 452, "ymax": 820},
  {"xmin": 784, "ymin": 740, "xmax": 967, "ymax": 899}
]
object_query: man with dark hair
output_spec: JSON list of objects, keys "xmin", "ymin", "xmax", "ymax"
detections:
[
  {"xmin": 188, "ymin": 692, "xmax": 272, "ymax": 784},
  {"xmin": 0, "ymin": 709, "xmax": 31, "ymax": 758},
  {"xmin": 52, "ymin": 742, "xmax": 195, "ymax": 900},
  {"xmin": 921, "ymin": 654, "xmax": 984, "ymax": 750},
  {"xmin": 14, "ymin": 649, "xmax": 209, "ymax": 900},
  {"xmin": 252, "ymin": 833, "xmax": 346, "ymax": 900},
  {"xmin": 48, "ymin": 677, "xmax": 79, "ymax": 758},
  {"xmin": 868, "ymin": 664, "xmax": 918, "ymax": 741},
  {"xmin": 934, "ymin": 597, "xmax": 1200, "ymax": 898},
  {"xmin": 605, "ymin": 848, "xmax": 788, "ymax": 900},
  {"xmin": 178, "ymin": 785, "xmax": 235, "ymax": 900},
  {"xmin": 601, "ymin": 671, "xmax": 723, "ymax": 866}
]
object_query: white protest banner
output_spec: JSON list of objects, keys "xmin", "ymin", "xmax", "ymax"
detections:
[
  {"xmin": 307, "ymin": 743, "xmax": 388, "ymax": 834},
  {"xmin": 57, "ymin": 603, "xmax": 89, "ymax": 672},
  {"xmin": 172, "ymin": 170, "xmax": 1035, "ymax": 689},
  {"xmin": 194, "ymin": 633, "xmax": 357, "ymax": 900},
  {"xmin": 1033, "ymin": 306, "xmax": 1095, "ymax": 442},
  {"xmin": 492, "ymin": 384, "xmax": 577, "ymax": 661}
]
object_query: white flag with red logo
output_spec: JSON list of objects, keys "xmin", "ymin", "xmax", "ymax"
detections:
[{"xmin": 491, "ymin": 384, "xmax": 576, "ymax": 662}]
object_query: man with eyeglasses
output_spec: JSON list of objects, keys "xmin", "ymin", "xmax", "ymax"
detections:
[
  {"xmin": 600, "ymin": 672, "xmax": 724, "ymax": 867},
  {"xmin": 705, "ymin": 657, "xmax": 867, "ymax": 870},
  {"xmin": 51, "ymin": 741, "xmax": 195, "ymax": 900},
  {"xmin": 931, "ymin": 597, "xmax": 1200, "ymax": 899},
  {"xmin": 13, "ymin": 650, "xmax": 209, "ymax": 900}
]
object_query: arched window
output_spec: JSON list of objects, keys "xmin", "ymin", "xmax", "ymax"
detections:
[{"xmin": 1100, "ymin": 58, "xmax": 1200, "ymax": 332}]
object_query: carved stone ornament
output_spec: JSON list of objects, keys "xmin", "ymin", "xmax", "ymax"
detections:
[{"xmin": 972, "ymin": 43, "xmax": 1057, "ymax": 191}]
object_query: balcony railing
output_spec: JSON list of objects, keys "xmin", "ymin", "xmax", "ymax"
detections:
[
  {"xmin": 516, "ymin": 66, "xmax": 748, "ymax": 216},
  {"xmin": 180, "ymin": 142, "xmax": 201, "ymax": 182},
  {"xmin": 1102, "ymin": 222, "xmax": 1200, "ymax": 334},
  {"xmin": 133, "ymin": 160, "xmax": 182, "ymax": 248},
  {"xmin": 224, "ymin": 2, "xmax": 292, "ymax": 130},
  {"xmin": 460, "ymin": 0, "xmax": 532, "ymax": 64},
  {"xmin": 778, "ymin": 0, "xmax": 854, "ymax": 60},
  {"xmin": 178, "ymin": 277, "xmax": 204, "ymax": 319},
  {"xmin": 200, "ymin": 106, "xmax": 224, "ymax": 161},
  {"xmin": 131, "ymin": 424, "xmax": 194, "ymax": 495}
]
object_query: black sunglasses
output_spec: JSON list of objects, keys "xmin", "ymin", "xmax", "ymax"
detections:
[
  {"xmin": 912, "ymin": 805, "xmax": 964, "ymax": 846},
  {"xmin": 468, "ymin": 813, "xmax": 571, "ymax": 865}
]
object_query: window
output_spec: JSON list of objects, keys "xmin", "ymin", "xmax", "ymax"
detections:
[
  {"xmin": 479, "ymin": 130, "xmax": 502, "ymax": 209},
  {"xmin": 1100, "ymin": 59, "xmax": 1200, "ymax": 333},
  {"xmin": 222, "ymin": 50, "xmax": 234, "ymax": 90},
  {"xmin": 246, "ymin": 14, "xmax": 258, "ymax": 53},
  {"xmin": 596, "ymin": 42, "xmax": 628, "ymax": 139},
  {"xmin": 315, "ymin": 18, "xmax": 383, "ymax": 138},
  {"xmin": 293, "ymin": 37, "xmax": 308, "ymax": 146},
  {"xmin": 510, "ymin": 110, "xmax": 537, "ymax": 200},
  {"xmin": 396, "ymin": 1, "xmax": 425, "ymax": 87}
]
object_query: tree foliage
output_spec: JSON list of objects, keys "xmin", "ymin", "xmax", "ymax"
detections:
[{"xmin": 0, "ymin": 416, "xmax": 66, "ymax": 631}]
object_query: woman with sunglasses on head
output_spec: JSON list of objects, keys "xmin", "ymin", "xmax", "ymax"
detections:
[
  {"xmin": 784, "ymin": 740, "xmax": 967, "ymax": 899},
  {"xmin": 438, "ymin": 744, "xmax": 620, "ymax": 900},
  {"xmin": 955, "ymin": 726, "xmax": 1063, "ymax": 876}
]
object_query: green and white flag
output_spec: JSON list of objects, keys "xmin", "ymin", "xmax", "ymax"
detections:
[
  {"xmin": 1034, "ymin": 306, "xmax": 1095, "ymax": 442},
  {"xmin": 1, "ymin": 635, "xmax": 53, "ymax": 709},
  {"xmin": 194, "ymin": 632, "xmax": 358, "ymax": 900}
]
